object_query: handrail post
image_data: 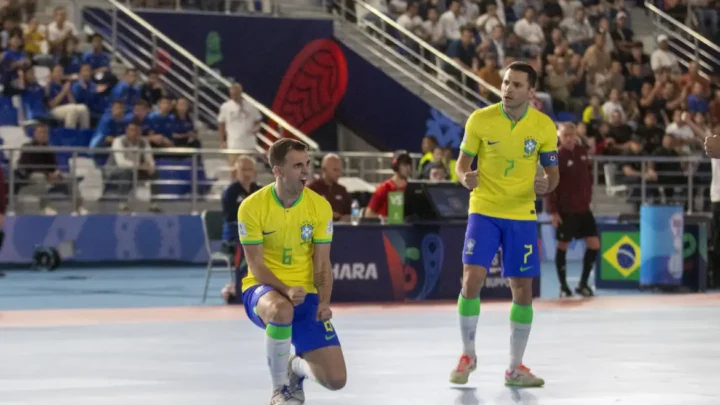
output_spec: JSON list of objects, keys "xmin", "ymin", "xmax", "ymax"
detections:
[
  {"xmin": 640, "ymin": 160, "xmax": 646, "ymax": 206},
  {"xmin": 71, "ymin": 151, "xmax": 79, "ymax": 214},
  {"xmin": 7, "ymin": 150, "xmax": 15, "ymax": 215},
  {"xmin": 191, "ymin": 152, "xmax": 198, "ymax": 214},
  {"xmin": 132, "ymin": 146, "xmax": 139, "ymax": 211},
  {"xmin": 193, "ymin": 64, "xmax": 200, "ymax": 121},
  {"xmin": 111, "ymin": 7, "xmax": 118, "ymax": 62}
]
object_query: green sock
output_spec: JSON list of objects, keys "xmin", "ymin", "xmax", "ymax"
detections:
[
  {"xmin": 458, "ymin": 294, "xmax": 480, "ymax": 356},
  {"xmin": 509, "ymin": 302, "xmax": 533, "ymax": 370}
]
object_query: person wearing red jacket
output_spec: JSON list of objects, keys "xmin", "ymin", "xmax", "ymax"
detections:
[{"xmin": 545, "ymin": 123, "xmax": 599, "ymax": 297}]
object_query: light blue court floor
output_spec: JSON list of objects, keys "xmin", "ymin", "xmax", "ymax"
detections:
[{"xmin": 2, "ymin": 263, "xmax": 719, "ymax": 405}]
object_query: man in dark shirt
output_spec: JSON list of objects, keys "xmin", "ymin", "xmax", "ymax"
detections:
[
  {"xmin": 635, "ymin": 112, "xmax": 665, "ymax": 151},
  {"xmin": 445, "ymin": 26, "xmax": 477, "ymax": 86},
  {"xmin": 621, "ymin": 136, "xmax": 659, "ymax": 208},
  {"xmin": 221, "ymin": 155, "xmax": 261, "ymax": 242},
  {"xmin": 307, "ymin": 154, "xmax": 351, "ymax": 222},
  {"xmin": 545, "ymin": 123, "xmax": 599, "ymax": 297}
]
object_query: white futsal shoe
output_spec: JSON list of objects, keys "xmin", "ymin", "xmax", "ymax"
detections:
[
  {"xmin": 449, "ymin": 353, "xmax": 477, "ymax": 384},
  {"xmin": 505, "ymin": 365, "xmax": 545, "ymax": 387},
  {"xmin": 288, "ymin": 354, "xmax": 305, "ymax": 403},
  {"xmin": 270, "ymin": 386, "xmax": 302, "ymax": 405}
]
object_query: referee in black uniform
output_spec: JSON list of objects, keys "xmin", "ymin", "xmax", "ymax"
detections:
[{"xmin": 545, "ymin": 123, "xmax": 599, "ymax": 297}]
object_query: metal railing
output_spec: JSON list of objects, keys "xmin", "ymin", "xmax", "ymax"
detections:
[
  {"xmin": 0, "ymin": 146, "xmax": 416, "ymax": 215},
  {"xmin": 333, "ymin": 0, "xmax": 501, "ymax": 115},
  {"xmin": 0, "ymin": 146, "xmax": 714, "ymax": 215},
  {"xmin": 119, "ymin": 0, "xmax": 279, "ymax": 14},
  {"xmin": 645, "ymin": 1, "xmax": 720, "ymax": 75},
  {"xmin": 80, "ymin": 0, "xmax": 319, "ymax": 153}
]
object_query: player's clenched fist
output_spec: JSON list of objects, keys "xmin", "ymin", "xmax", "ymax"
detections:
[
  {"xmin": 534, "ymin": 176, "xmax": 549, "ymax": 195},
  {"xmin": 286, "ymin": 286, "xmax": 306, "ymax": 306},
  {"xmin": 463, "ymin": 170, "xmax": 479, "ymax": 189},
  {"xmin": 316, "ymin": 303, "xmax": 332, "ymax": 321}
]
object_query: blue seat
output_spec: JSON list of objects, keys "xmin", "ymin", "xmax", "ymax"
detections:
[
  {"xmin": 154, "ymin": 156, "xmax": 214, "ymax": 198},
  {"xmin": 556, "ymin": 111, "xmax": 579, "ymax": 123},
  {"xmin": 0, "ymin": 96, "xmax": 18, "ymax": 126}
]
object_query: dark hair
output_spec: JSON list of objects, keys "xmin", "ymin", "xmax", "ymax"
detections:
[
  {"xmin": 134, "ymin": 99, "xmax": 150, "ymax": 109},
  {"xmin": 506, "ymin": 61, "xmax": 537, "ymax": 88},
  {"xmin": 268, "ymin": 139, "xmax": 309, "ymax": 167}
]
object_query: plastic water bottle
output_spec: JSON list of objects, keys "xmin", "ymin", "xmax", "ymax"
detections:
[{"xmin": 350, "ymin": 200, "xmax": 361, "ymax": 226}]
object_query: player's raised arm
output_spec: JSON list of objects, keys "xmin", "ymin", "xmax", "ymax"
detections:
[
  {"xmin": 313, "ymin": 200, "xmax": 334, "ymax": 320},
  {"xmin": 237, "ymin": 202, "xmax": 292, "ymax": 297}
]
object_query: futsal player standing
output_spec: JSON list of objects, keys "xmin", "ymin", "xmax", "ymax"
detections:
[
  {"xmin": 237, "ymin": 139, "xmax": 346, "ymax": 405},
  {"xmin": 450, "ymin": 62, "xmax": 559, "ymax": 387},
  {"xmin": 546, "ymin": 123, "xmax": 599, "ymax": 297}
]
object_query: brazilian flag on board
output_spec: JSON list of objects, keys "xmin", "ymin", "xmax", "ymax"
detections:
[{"xmin": 600, "ymin": 231, "xmax": 641, "ymax": 281}]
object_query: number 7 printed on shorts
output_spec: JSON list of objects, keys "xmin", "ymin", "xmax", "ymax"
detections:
[{"xmin": 520, "ymin": 244, "xmax": 533, "ymax": 272}]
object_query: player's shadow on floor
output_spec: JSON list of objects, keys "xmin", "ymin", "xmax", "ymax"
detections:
[
  {"xmin": 451, "ymin": 386, "xmax": 483, "ymax": 405},
  {"xmin": 502, "ymin": 387, "xmax": 539, "ymax": 405}
]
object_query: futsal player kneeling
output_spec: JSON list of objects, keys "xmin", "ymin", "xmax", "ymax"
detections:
[
  {"xmin": 237, "ymin": 139, "xmax": 346, "ymax": 405},
  {"xmin": 546, "ymin": 123, "xmax": 599, "ymax": 297}
]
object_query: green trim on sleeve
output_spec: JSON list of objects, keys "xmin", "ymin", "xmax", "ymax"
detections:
[
  {"xmin": 459, "ymin": 146, "xmax": 477, "ymax": 157},
  {"xmin": 313, "ymin": 238, "xmax": 333, "ymax": 244},
  {"xmin": 240, "ymin": 239, "xmax": 263, "ymax": 245}
]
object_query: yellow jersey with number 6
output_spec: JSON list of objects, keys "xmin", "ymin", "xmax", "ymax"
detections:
[
  {"xmin": 459, "ymin": 103, "xmax": 558, "ymax": 221},
  {"xmin": 237, "ymin": 184, "xmax": 333, "ymax": 293}
]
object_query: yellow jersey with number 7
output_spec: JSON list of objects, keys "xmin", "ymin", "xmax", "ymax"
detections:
[
  {"xmin": 237, "ymin": 184, "xmax": 334, "ymax": 293},
  {"xmin": 459, "ymin": 103, "xmax": 558, "ymax": 221}
]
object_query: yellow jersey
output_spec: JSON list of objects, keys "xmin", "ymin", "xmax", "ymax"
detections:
[
  {"xmin": 459, "ymin": 103, "xmax": 558, "ymax": 221},
  {"xmin": 237, "ymin": 184, "xmax": 334, "ymax": 293}
]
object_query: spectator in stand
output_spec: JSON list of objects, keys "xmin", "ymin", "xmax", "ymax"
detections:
[
  {"xmin": 71, "ymin": 64, "xmax": 106, "ymax": 121},
  {"xmin": 22, "ymin": 16, "xmax": 44, "ymax": 59},
  {"xmin": 560, "ymin": 8, "xmax": 594, "ymax": 54},
  {"xmin": 0, "ymin": 17, "xmax": 22, "ymax": 51},
  {"xmin": 1, "ymin": 32, "xmax": 29, "ymax": 94},
  {"xmin": 83, "ymin": 34, "xmax": 111, "ymax": 80},
  {"xmin": 666, "ymin": 110, "xmax": 703, "ymax": 155},
  {"xmin": 665, "ymin": 0, "xmax": 690, "ymax": 24},
  {"xmin": 441, "ymin": 146, "xmax": 458, "ymax": 181},
  {"xmin": 365, "ymin": 150, "xmax": 412, "ymax": 219},
  {"xmin": 610, "ymin": 11, "xmax": 633, "ymax": 59},
  {"xmin": 513, "ymin": 7, "xmax": 545, "ymax": 56},
  {"xmin": 485, "ymin": 25, "xmax": 509, "ymax": 66},
  {"xmin": 475, "ymin": 2, "xmax": 502, "ymax": 40},
  {"xmin": 397, "ymin": 3, "xmax": 424, "ymax": 36},
  {"xmin": 607, "ymin": 110, "xmax": 633, "ymax": 150},
  {"xmin": 602, "ymin": 88, "xmax": 625, "ymax": 121},
  {"xmin": 110, "ymin": 68, "xmax": 141, "ymax": 113},
  {"xmin": 46, "ymin": 6, "xmax": 77, "ymax": 55},
  {"xmin": 582, "ymin": 34, "xmax": 611, "ymax": 78},
  {"xmin": 680, "ymin": 61, "xmax": 710, "ymax": 96},
  {"xmin": 445, "ymin": 26, "xmax": 478, "ymax": 86},
  {"xmin": 620, "ymin": 136, "xmax": 659, "ymax": 206},
  {"xmin": 426, "ymin": 161, "xmax": 450, "ymax": 181},
  {"xmin": 221, "ymin": 155, "xmax": 261, "ymax": 242},
  {"xmin": 477, "ymin": 53, "xmax": 501, "ymax": 97},
  {"xmin": 140, "ymin": 68, "xmax": 166, "ymax": 106},
  {"xmin": 147, "ymin": 96, "xmax": 175, "ymax": 148},
  {"xmin": 105, "ymin": 120, "xmax": 157, "ymax": 212},
  {"xmin": 95, "ymin": 100, "xmax": 128, "ymax": 148},
  {"xmin": 625, "ymin": 62, "xmax": 645, "ymax": 96},
  {"xmin": 125, "ymin": 99, "xmax": 152, "ymax": 135},
  {"xmin": 420, "ymin": 7, "xmax": 446, "ymax": 51},
  {"xmin": 687, "ymin": 82, "xmax": 710, "ymax": 114},
  {"xmin": 690, "ymin": 0, "xmax": 718, "ymax": 38},
  {"xmin": 545, "ymin": 57, "xmax": 572, "ymax": 112},
  {"xmin": 15, "ymin": 123, "xmax": 84, "ymax": 215},
  {"xmin": 19, "ymin": 66, "xmax": 48, "ymax": 122},
  {"xmin": 55, "ymin": 36, "xmax": 82, "ymax": 79},
  {"xmin": 47, "ymin": 64, "xmax": 90, "ymax": 129},
  {"xmin": 307, "ymin": 153, "xmax": 352, "ymax": 222},
  {"xmin": 626, "ymin": 42, "xmax": 652, "ymax": 78},
  {"xmin": 582, "ymin": 95, "xmax": 605, "ymax": 123},
  {"xmin": 650, "ymin": 134, "xmax": 686, "ymax": 203},
  {"xmin": 636, "ymin": 112, "xmax": 665, "ymax": 152},
  {"xmin": 543, "ymin": 0, "xmax": 564, "ymax": 25},
  {"xmin": 172, "ymin": 97, "xmax": 200, "ymax": 148},
  {"xmin": 439, "ymin": 0, "xmax": 465, "ymax": 41},
  {"xmin": 606, "ymin": 60, "xmax": 625, "ymax": 94},
  {"xmin": 218, "ymin": 82, "xmax": 261, "ymax": 166},
  {"xmin": 417, "ymin": 134, "xmax": 438, "ymax": 172},
  {"xmin": 650, "ymin": 35, "xmax": 680, "ymax": 74},
  {"xmin": 596, "ymin": 17, "xmax": 615, "ymax": 55}
]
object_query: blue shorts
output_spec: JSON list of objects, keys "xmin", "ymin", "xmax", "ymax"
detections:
[
  {"xmin": 462, "ymin": 213, "xmax": 540, "ymax": 278},
  {"xmin": 242, "ymin": 285, "xmax": 341, "ymax": 356}
]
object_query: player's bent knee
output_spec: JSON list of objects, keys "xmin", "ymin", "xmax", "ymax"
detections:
[
  {"xmin": 259, "ymin": 294, "xmax": 294, "ymax": 324},
  {"xmin": 586, "ymin": 236, "xmax": 600, "ymax": 250},
  {"xmin": 557, "ymin": 241, "xmax": 570, "ymax": 250},
  {"xmin": 323, "ymin": 371, "xmax": 347, "ymax": 391}
]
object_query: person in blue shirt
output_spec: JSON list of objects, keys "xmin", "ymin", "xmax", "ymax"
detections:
[
  {"xmin": 172, "ymin": 97, "xmax": 201, "ymax": 148},
  {"xmin": 1, "ymin": 33, "xmax": 31, "ymax": 96},
  {"xmin": 46, "ymin": 64, "xmax": 90, "ymax": 129},
  {"xmin": 71, "ymin": 64, "xmax": 108, "ymax": 120},
  {"xmin": 19, "ymin": 66, "xmax": 50, "ymax": 122},
  {"xmin": 148, "ymin": 96, "xmax": 176, "ymax": 143},
  {"xmin": 94, "ymin": 101, "xmax": 128, "ymax": 148},
  {"xmin": 55, "ymin": 37, "xmax": 83, "ymax": 79},
  {"xmin": 687, "ymin": 82, "xmax": 710, "ymax": 114},
  {"xmin": 83, "ymin": 34, "xmax": 111, "ymax": 77},
  {"xmin": 109, "ymin": 68, "xmax": 141, "ymax": 113},
  {"xmin": 123, "ymin": 99, "xmax": 152, "ymax": 136}
]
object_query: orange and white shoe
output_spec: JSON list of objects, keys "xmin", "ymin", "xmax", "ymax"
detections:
[
  {"xmin": 449, "ymin": 354, "xmax": 477, "ymax": 384},
  {"xmin": 505, "ymin": 365, "xmax": 545, "ymax": 387}
]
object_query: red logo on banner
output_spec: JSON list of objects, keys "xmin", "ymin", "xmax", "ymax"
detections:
[{"xmin": 270, "ymin": 39, "xmax": 348, "ymax": 143}]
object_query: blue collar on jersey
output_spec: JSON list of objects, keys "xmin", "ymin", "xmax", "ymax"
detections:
[
  {"xmin": 499, "ymin": 103, "xmax": 529, "ymax": 129},
  {"xmin": 271, "ymin": 184, "xmax": 303, "ymax": 208}
]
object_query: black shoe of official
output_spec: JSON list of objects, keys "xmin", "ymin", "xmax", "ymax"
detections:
[
  {"xmin": 559, "ymin": 285, "xmax": 573, "ymax": 298},
  {"xmin": 575, "ymin": 285, "xmax": 594, "ymax": 297}
]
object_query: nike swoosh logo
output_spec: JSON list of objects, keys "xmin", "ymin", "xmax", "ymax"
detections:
[
  {"xmin": 488, "ymin": 141, "xmax": 500, "ymax": 145},
  {"xmin": 520, "ymin": 266, "xmax": 532, "ymax": 272},
  {"xmin": 262, "ymin": 231, "xmax": 276, "ymax": 235},
  {"xmin": 325, "ymin": 334, "xmax": 336, "ymax": 341}
]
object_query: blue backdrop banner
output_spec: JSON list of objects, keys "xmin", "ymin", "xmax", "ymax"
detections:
[
  {"xmin": 0, "ymin": 215, "xmax": 539, "ymax": 302},
  {"xmin": 640, "ymin": 205, "xmax": 685, "ymax": 287}
]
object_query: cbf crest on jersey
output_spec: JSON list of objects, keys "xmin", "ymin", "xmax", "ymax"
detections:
[
  {"xmin": 300, "ymin": 221, "xmax": 314, "ymax": 243},
  {"xmin": 523, "ymin": 137, "xmax": 537, "ymax": 158}
]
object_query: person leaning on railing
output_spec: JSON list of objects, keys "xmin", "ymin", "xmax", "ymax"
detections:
[{"xmin": 105, "ymin": 120, "xmax": 157, "ymax": 211}]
